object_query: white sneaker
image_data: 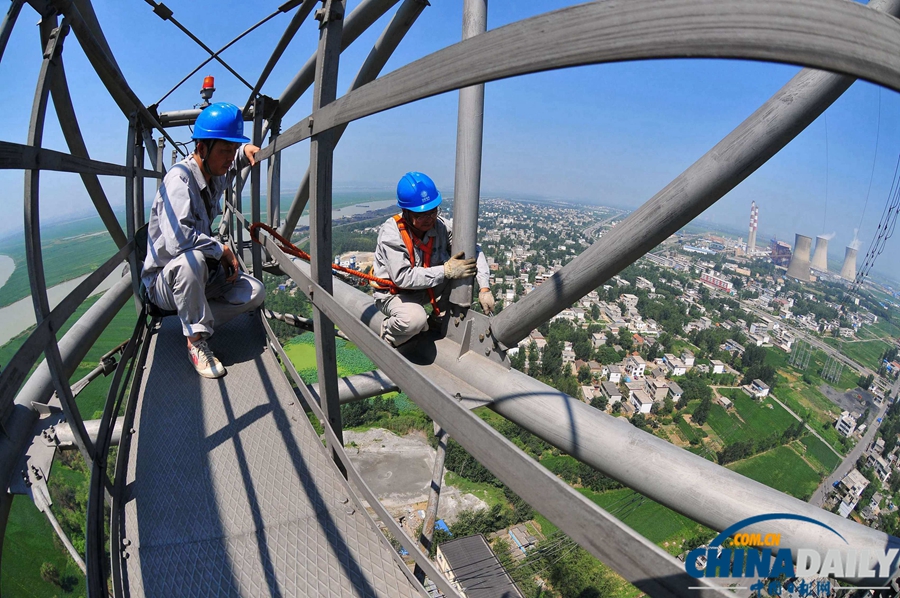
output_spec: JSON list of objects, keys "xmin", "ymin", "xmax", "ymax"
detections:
[{"xmin": 188, "ymin": 340, "xmax": 226, "ymax": 378}]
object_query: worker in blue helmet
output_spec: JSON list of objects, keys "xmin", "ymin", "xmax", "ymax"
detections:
[
  {"xmin": 373, "ymin": 172, "xmax": 493, "ymax": 346},
  {"xmin": 142, "ymin": 102, "xmax": 265, "ymax": 378}
]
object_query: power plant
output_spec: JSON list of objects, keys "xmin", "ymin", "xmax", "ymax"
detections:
[
  {"xmin": 786, "ymin": 234, "xmax": 812, "ymax": 282},
  {"xmin": 841, "ymin": 246, "xmax": 858, "ymax": 282},
  {"xmin": 811, "ymin": 235, "xmax": 829, "ymax": 272},
  {"xmin": 748, "ymin": 201, "xmax": 758, "ymax": 254}
]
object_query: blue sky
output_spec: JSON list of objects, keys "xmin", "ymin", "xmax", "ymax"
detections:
[{"xmin": 2, "ymin": 0, "xmax": 900, "ymax": 283}]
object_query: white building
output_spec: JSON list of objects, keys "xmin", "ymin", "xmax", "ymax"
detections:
[{"xmin": 835, "ymin": 411, "xmax": 857, "ymax": 438}]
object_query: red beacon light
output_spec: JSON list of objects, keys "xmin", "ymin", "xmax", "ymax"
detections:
[{"xmin": 199, "ymin": 75, "xmax": 216, "ymax": 105}]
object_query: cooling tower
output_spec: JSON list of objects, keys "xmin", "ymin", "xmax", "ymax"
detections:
[
  {"xmin": 786, "ymin": 234, "xmax": 812, "ymax": 281},
  {"xmin": 841, "ymin": 246, "xmax": 858, "ymax": 282},
  {"xmin": 811, "ymin": 235, "xmax": 829, "ymax": 271}
]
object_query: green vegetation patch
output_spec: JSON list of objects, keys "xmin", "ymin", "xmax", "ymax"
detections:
[
  {"xmin": 1, "ymin": 496, "xmax": 85, "ymax": 597},
  {"xmin": 800, "ymin": 434, "xmax": 841, "ymax": 473},
  {"xmin": 730, "ymin": 392, "xmax": 795, "ymax": 437},
  {"xmin": 824, "ymin": 337, "xmax": 893, "ymax": 372},
  {"xmin": 728, "ymin": 445, "xmax": 821, "ymax": 500},
  {"xmin": 283, "ymin": 332, "xmax": 376, "ymax": 382},
  {"xmin": 444, "ymin": 471, "xmax": 507, "ymax": 507}
]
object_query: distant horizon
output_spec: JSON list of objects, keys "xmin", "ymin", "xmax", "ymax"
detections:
[{"xmin": 2, "ymin": 186, "xmax": 897, "ymax": 289}]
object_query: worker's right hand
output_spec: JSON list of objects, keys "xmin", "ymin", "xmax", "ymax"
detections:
[
  {"xmin": 221, "ymin": 244, "xmax": 240, "ymax": 283},
  {"xmin": 443, "ymin": 251, "xmax": 477, "ymax": 280}
]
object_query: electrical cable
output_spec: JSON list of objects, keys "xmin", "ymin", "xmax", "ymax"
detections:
[{"xmin": 859, "ymin": 88, "xmax": 882, "ymax": 230}]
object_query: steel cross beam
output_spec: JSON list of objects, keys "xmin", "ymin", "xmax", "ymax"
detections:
[
  {"xmin": 252, "ymin": 220, "xmax": 900, "ymax": 585},
  {"xmin": 279, "ymin": 0, "xmax": 430, "ymax": 238},
  {"xmin": 256, "ymin": 0, "xmax": 900, "ymax": 166},
  {"xmin": 256, "ymin": 230, "xmax": 733, "ymax": 598}
]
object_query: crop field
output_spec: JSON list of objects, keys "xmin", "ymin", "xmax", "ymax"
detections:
[
  {"xmin": 728, "ymin": 445, "xmax": 822, "ymax": 500},
  {"xmin": 535, "ymin": 487, "xmax": 705, "ymax": 549},
  {"xmin": 800, "ymin": 435, "xmax": 841, "ymax": 473},
  {"xmin": 731, "ymin": 392, "xmax": 796, "ymax": 437},
  {"xmin": 824, "ymin": 336, "xmax": 892, "ymax": 372}
]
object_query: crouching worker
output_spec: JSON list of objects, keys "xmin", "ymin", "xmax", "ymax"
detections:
[
  {"xmin": 373, "ymin": 171, "xmax": 494, "ymax": 347},
  {"xmin": 142, "ymin": 102, "xmax": 266, "ymax": 378}
]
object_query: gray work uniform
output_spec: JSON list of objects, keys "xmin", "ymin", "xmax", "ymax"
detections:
[
  {"xmin": 142, "ymin": 148, "xmax": 264, "ymax": 339},
  {"xmin": 373, "ymin": 215, "xmax": 489, "ymax": 346}
]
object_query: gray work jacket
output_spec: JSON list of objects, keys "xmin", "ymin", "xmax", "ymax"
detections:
[
  {"xmin": 372, "ymin": 215, "xmax": 490, "ymax": 302},
  {"xmin": 141, "ymin": 147, "xmax": 247, "ymax": 289}
]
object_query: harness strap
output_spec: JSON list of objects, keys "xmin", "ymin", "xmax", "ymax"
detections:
[{"xmin": 392, "ymin": 215, "xmax": 441, "ymax": 316}]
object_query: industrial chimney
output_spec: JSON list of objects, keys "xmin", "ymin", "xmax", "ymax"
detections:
[
  {"xmin": 841, "ymin": 246, "xmax": 858, "ymax": 282},
  {"xmin": 811, "ymin": 235, "xmax": 829, "ymax": 272},
  {"xmin": 786, "ymin": 234, "xmax": 812, "ymax": 282},
  {"xmin": 748, "ymin": 202, "xmax": 758, "ymax": 254}
]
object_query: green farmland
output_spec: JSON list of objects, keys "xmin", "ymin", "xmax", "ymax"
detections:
[{"xmin": 728, "ymin": 445, "xmax": 822, "ymax": 500}]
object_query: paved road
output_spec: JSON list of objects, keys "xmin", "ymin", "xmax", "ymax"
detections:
[{"xmin": 807, "ymin": 375, "xmax": 899, "ymax": 508}]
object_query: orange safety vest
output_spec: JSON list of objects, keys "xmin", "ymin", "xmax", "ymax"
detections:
[{"xmin": 376, "ymin": 214, "xmax": 441, "ymax": 315}]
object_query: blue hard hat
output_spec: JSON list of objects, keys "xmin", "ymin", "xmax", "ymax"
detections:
[
  {"xmin": 192, "ymin": 102, "xmax": 250, "ymax": 143},
  {"xmin": 397, "ymin": 172, "xmax": 442, "ymax": 212}
]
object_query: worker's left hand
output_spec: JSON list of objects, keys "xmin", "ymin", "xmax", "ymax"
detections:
[
  {"xmin": 244, "ymin": 144, "xmax": 260, "ymax": 167},
  {"xmin": 221, "ymin": 244, "xmax": 240, "ymax": 283},
  {"xmin": 479, "ymin": 288, "xmax": 495, "ymax": 315}
]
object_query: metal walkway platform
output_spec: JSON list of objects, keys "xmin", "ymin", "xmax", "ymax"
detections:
[{"xmin": 117, "ymin": 313, "xmax": 421, "ymax": 597}]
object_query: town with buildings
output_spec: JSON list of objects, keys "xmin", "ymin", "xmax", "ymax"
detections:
[
  {"xmin": 269, "ymin": 195, "xmax": 900, "ymax": 596},
  {"xmin": 391, "ymin": 196, "xmax": 900, "ymax": 597}
]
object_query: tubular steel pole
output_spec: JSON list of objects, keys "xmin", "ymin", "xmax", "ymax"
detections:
[
  {"xmin": 414, "ymin": 425, "xmax": 448, "ymax": 584},
  {"xmin": 125, "ymin": 113, "xmax": 141, "ymax": 309},
  {"xmin": 134, "ymin": 121, "xmax": 145, "ymax": 227},
  {"xmin": 156, "ymin": 136, "xmax": 165, "ymax": 190},
  {"xmin": 489, "ymin": 0, "xmax": 900, "ymax": 348},
  {"xmin": 309, "ymin": 0, "xmax": 347, "ymax": 472},
  {"xmin": 278, "ymin": 0, "xmax": 429, "ymax": 238},
  {"xmin": 449, "ymin": 0, "xmax": 486, "ymax": 309},
  {"xmin": 251, "ymin": 99, "xmax": 264, "ymax": 278},
  {"xmin": 267, "ymin": 119, "xmax": 281, "ymax": 228}
]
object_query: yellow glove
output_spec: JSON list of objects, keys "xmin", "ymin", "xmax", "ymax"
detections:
[{"xmin": 479, "ymin": 288, "xmax": 495, "ymax": 314}]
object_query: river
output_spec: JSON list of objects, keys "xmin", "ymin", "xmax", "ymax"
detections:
[
  {"xmin": 0, "ymin": 200, "xmax": 399, "ymax": 349},
  {"xmin": 0, "ymin": 262, "xmax": 126, "ymax": 348}
]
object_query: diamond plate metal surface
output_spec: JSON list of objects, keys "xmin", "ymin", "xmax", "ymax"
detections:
[{"xmin": 119, "ymin": 314, "xmax": 420, "ymax": 597}]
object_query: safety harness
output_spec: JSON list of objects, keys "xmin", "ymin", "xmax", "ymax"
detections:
[
  {"xmin": 385, "ymin": 214, "xmax": 441, "ymax": 316},
  {"xmin": 249, "ymin": 218, "xmax": 440, "ymax": 315}
]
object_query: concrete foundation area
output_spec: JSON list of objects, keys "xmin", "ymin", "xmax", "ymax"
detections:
[{"xmin": 343, "ymin": 428, "xmax": 488, "ymax": 528}]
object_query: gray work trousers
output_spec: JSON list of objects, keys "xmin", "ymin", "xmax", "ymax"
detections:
[
  {"xmin": 376, "ymin": 292, "xmax": 432, "ymax": 347},
  {"xmin": 148, "ymin": 249, "xmax": 265, "ymax": 339}
]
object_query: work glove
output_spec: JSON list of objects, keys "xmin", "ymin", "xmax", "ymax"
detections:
[
  {"xmin": 443, "ymin": 251, "xmax": 477, "ymax": 280},
  {"xmin": 479, "ymin": 288, "xmax": 495, "ymax": 315}
]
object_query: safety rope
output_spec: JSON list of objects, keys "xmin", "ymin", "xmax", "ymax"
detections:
[{"xmin": 249, "ymin": 222, "xmax": 399, "ymax": 290}]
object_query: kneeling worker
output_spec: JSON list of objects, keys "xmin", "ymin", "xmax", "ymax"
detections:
[
  {"xmin": 142, "ymin": 102, "xmax": 266, "ymax": 378},
  {"xmin": 374, "ymin": 171, "xmax": 494, "ymax": 347}
]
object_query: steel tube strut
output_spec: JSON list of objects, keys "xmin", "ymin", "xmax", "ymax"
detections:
[
  {"xmin": 257, "ymin": 248, "xmax": 900, "ymax": 580},
  {"xmin": 449, "ymin": 0, "xmax": 487, "ymax": 308},
  {"xmin": 258, "ymin": 235, "xmax": 731, "ymax": 598},
  {"xmin": 0, "ymin": 276, "xmax": 131, "ymax": 507},
  {"xmin": 490, "ymin": 4, "xmax": 900, "ymax": 347},
  {"xmin": 309, "ymin": 371, "xmax": 398, "ymax": 405},
  {"xmin": 309, "ymin": 0, "xmax": 347, "ymax": 470},
  {"xmin": 279, "ymin": 0, "xmax": 429, "ymax": 238}
]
